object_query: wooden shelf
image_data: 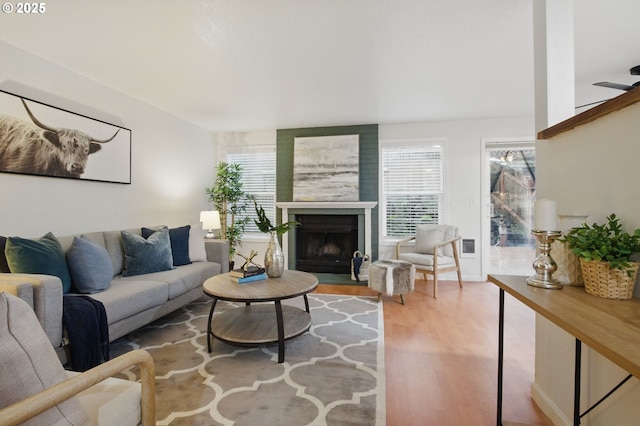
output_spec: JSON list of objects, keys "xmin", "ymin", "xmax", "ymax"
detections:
[
  {"xmin": 211, "ymin": 304, "xmax": 311, "ymax": 345},
  {"xmin": 538, "ymin": 87, "xmax": 640, "ymax": 140}
]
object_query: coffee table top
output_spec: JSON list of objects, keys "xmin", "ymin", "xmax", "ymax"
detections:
[{"xmin": 203, "ymin": 269, "xmax": 318, "ymax": 302}]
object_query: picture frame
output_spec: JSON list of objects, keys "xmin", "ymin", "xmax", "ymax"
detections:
[
  {"xmin": 0, "ymin": 90, "xmax": 131, "ymax": 184},
  {"xmin": 293, "ymin": 134, "xmax": 360, "ymax": 202}
]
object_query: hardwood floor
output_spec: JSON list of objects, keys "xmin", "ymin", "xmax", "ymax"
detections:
[{"xmin": 314, "ymin": 279, "xmax": 553, "ymax": 426}]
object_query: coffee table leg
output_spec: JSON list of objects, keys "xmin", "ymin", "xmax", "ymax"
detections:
[
  {"xmin": 207, "ymin": 297, "xmax": 219, "ymax": 353},
  {"xmin": 303, "ymin": 294, "xmax": 310, "ymax": 313},
  {"xmin": 275, "ymin": 300, "xmax": 285, "ymax": 363}
]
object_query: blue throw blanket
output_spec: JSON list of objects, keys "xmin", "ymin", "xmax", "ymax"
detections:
[{"xmin": 62, "ymin": 295, "xmax": 109, "ymax": 372}]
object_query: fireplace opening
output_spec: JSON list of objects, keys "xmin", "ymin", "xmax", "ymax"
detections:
[{"xmin": 295, "ymin": 214, "xmax": 358, "ymax": 274}]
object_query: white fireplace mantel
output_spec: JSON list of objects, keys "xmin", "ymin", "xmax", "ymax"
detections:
[{"xmin": 276, "ymin": 201, "xmax": 378, "ymax": 269}]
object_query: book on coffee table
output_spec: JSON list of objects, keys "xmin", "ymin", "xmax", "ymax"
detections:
[
  {"xmin": 231, "ymin": 273, "xmax": 268, "ymax": 284},
  {"xmin": 230, "ymin": 266, "xmax": 266, "ymax": 278}
]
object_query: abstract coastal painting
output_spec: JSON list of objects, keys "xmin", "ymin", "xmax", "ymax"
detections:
[{"xmin": 293, "ymin": 134, "xmax": 359, "ymax": 202}]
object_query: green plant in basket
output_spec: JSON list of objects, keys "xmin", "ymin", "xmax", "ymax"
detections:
[{"xmin": 560, "ymin": 213, "xmax": 640, "ymax": 276}]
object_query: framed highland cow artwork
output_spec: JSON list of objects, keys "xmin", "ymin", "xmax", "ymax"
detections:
[{"xmin": 0, "ymin": 90, "xmax": 131, "ymax": 184}]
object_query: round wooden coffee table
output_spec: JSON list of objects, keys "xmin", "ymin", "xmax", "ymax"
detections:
[{"xmin": 202, "ymin": 269, "xmax": 318, "ymax": 363}]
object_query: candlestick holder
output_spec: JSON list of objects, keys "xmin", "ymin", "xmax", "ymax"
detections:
[{"xmin": 527, "ymin": 230, "xmax": 563, "ymax": 289}]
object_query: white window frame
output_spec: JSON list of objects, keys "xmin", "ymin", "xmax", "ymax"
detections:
[{"xmin": 379, "ymin": 138, "xmax": 446, "ymax": 241}]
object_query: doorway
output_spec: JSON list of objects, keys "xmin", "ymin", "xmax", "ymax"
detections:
[{"xmin": 482, "ymin": 140, "xmax": 536, "ymax": 277}]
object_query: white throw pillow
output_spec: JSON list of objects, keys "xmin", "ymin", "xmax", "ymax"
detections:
[{"xmin": 415, "ymin": 225, "xmax": 446, "ymax": 255}]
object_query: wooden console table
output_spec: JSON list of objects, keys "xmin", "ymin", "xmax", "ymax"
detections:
[{"xmin": 488, "ymin": 274, "xmax": 640, "ymax": 426}]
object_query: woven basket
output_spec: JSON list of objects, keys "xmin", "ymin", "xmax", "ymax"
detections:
[{"xmin": 579, "ymin": 258, "xmax": 639, "ymax": 300}]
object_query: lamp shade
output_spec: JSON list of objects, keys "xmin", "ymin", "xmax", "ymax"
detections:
[{"xmin": 200, "ymin": 211, "xmax": 221, "ymax": 238}]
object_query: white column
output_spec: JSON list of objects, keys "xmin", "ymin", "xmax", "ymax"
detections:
[
  {"xmin": 533, "ymin": 0, "xmax": 575, "ymax": 132},
  {"xmin": 532, "ymin": 1, "xmax": 578, "ymax": 424}
]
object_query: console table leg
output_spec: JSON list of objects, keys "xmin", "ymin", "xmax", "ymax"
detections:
[
  {"xmin": 497, "ymin": 288, "xmax": 505, "ymax": 426},
  {"xmin": 574, "ymin": 339, "xmax": 581, "ymax": 426},
  {"xmin": 275, "ymin": 300, "xmax": 285, "ymax": 363},
  {"xmin": 207, "ymin": 298, "xmax": 218, "ymax": 353}
]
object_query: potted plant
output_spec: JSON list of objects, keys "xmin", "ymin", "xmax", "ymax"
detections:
[
  {"xmin": 560, "ymin": 213, "xmax": 640, "ymax": 299},
  {"xmin": 254, "ymin": 201, "xmax": 299, "ymax": 277},
  {"xmin": 205, "ymin": 162, "xmax": 253, "ymax": 267}
]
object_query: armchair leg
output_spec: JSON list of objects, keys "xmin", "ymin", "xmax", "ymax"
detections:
[{"xmin": 433, "ymin": 274, "xmax": 438, "ymax": 299}]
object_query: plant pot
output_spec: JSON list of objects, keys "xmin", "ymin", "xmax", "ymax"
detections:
[{"xmin": 579, "ymin": 258, "xmax": 639, "ymax": 300}]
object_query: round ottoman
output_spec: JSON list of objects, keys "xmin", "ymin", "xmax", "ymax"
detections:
[{"xmin": 368, "ymin": 260, "xmax": 416, "ymax": 304}]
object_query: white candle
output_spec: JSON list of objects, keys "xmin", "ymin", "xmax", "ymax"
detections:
[{"xmin": 534, "ymin": 199, "xmax": 558, "ymax": 231}]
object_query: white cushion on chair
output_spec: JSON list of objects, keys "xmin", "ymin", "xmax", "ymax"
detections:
[
  {"xmin": 399, "ymin": 252, "xmax": 455, "ymax": 269},
  {"xmin": 68, "ymin": 371, "xmax": 142, "ymax": 426}
]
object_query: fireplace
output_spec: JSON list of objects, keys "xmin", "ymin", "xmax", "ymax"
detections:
[
  {"xmin": 295, "ymin": 215, "xmax": 358, "ymax": 274},
  {"xmin": 276, "ymin": 201, "xmax": 378, "ymax": 271}
]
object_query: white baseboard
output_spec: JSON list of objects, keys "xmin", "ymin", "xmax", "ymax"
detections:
[{"xmin": 531, "ymin": 382, "xmax": 571, "ymax": 426}]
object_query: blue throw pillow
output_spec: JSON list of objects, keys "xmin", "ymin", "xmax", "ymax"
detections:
[
  {"xmin": 141, "ymin": 225, "xmax": 191, "ymax": 266},
  {"xmin": 5, "ymin": 232, "xmax": 72, "ymax": 293},
  {"xmin": 121, "ymin": 229, "xmax": 174, "ymax": 277},
  {"xmin": 66, "ymin": 235, "xmax": 113, "ymax": 294}
]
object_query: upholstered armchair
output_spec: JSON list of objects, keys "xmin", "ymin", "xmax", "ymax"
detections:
[
  {"xmin": 0, "ymin": 292, "xmax": 156, "ymax": 426},
  {"xmin": 396, "ymin": 224, "xmax": 463, "ymax": 298}
]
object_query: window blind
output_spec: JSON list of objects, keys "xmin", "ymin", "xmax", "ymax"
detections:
[
  {"xmin": 226, "ymin": 149, "xmax": 276, "ymax": 233},
  {"xmin": 382, "ymin": 145, "xmax": 443, "ymax": 237}
]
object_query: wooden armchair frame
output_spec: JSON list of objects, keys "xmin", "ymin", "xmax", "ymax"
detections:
[
  {"xmin": 396, "ymin": 234, "xmax": 463, "ymax": 298},
  {"xmin": 0, "ymin": 349, "xmax": 155, "ymax": 426}
]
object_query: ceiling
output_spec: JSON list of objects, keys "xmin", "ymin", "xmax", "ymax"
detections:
[{"xmin": 1, "ymin": 0, "xmax": 638, "ymax": 132}]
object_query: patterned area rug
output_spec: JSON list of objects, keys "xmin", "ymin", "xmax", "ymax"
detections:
[{"xmin": 111, "ymin": 294, "xmax": 385, "ymax": 425}]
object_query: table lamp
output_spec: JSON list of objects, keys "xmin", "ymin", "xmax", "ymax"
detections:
[{"xmin": 200, "ymin": 210, "xmax": 221, "ymax": 239}]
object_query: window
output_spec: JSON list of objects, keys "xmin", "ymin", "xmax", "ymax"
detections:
[
  {"xmin": 225, "ymin": 148, "xmax": 276, "ymax": 233},
  {"xmin": 381, "ymin": 142, "xmax": 443, "ymax": 237}
]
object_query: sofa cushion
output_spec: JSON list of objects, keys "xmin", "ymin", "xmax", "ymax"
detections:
[
  {"xmin": 0, "ymin": 293, "xmax": 90, "ymax": 424},
  {"xmin": 5, "ymin": 232, "xmax": 72, "ymax": 294},
  {"xmin": 121, "ymin": 229, "xmax": 174, "ymax": 277},
  {"xmin": 89, "ymin": 279, "xmax": 169, "ymax": 324},
  {"xmin": 103, "ymin": 231, "xmax": 125, "ymax": 277},
  {"xmin": 134, "ymin": 261, "xmax": 221, "ymax": 300},
  {"xmin": 142, "ymin": 225, "xmax": 192, "ymax": 266},
  {"xmin": 66, "ymin": 235, "xmax": 113, "ymax": 294}
]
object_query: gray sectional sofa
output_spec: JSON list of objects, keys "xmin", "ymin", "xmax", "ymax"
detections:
[{"xmin": 0, "ymin": 226, "xmax": 228, "ymax": 364}]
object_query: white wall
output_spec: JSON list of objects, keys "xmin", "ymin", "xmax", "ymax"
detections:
[
  {"xmin": 218, "ymin": 116, "xmax": 534, "ymax": 278},
  {"xmin": 379, "ymin": 116, "xmax": 534, "ymax": 281},
  {"xmin": 0, "ymin": 42, "xmax": 217, "ymax": 237},
  {"xmin": 534, "ymin": 101, "xmax": 640, "ymax": 425}
]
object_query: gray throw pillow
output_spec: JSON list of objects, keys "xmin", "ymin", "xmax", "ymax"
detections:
[
  {"xmin": 66, "ymin": 235, "xmax": 113, "ymax": 294},
  {"xmin": 121, "ymin": 228, "xmax": 174, "ymax": 277}
]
